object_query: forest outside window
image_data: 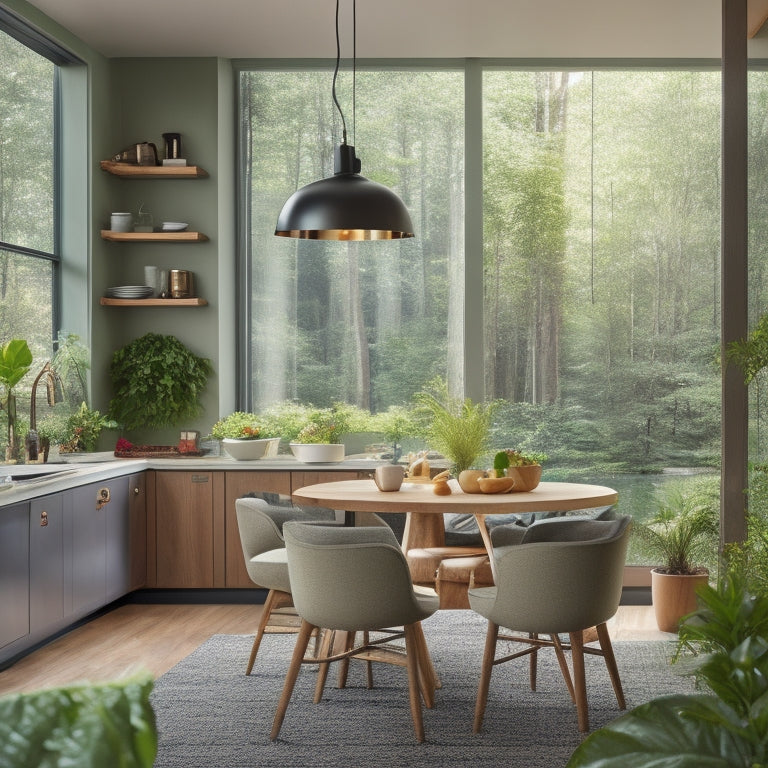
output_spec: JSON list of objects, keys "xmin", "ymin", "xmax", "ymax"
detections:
[
  {"xmin": 240, "ymin": 63, "xmax": 734, "ymax": 533},
  {"xmin": 0, "ymin": 24, "xmax": 58, "ymax": 360}
]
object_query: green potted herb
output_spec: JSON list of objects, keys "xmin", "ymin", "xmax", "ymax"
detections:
[
  {"xmin": 210, "ymin": 411, "xmax": 280, "ymax": 460},
  {"xmin": 492, "ymin": 448, "xmax": 547, "ymax": 491},
  {"xmin": 414, "ymin": 377, "xmax": 495, "ymax": 475},
  {"xmin": 58, "ymin": 402, "xmax": 119, "ymax": 454},
  {"xmin": 108, "ymin": 333, "xmax": 213, "ymax": 432},
  {"xmin": 633, "ymin": 477, "xmax": 719, "ymax": 632}
]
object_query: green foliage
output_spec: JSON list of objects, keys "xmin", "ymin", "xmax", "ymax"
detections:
[
  {"xmin": 108, "ymin": 334, "xmax": 213, "ymax": 431},
  {"xmin": 727, "ymin": 312, "xmax": 768, "ymax": 385},
  {"xmin": 51, "ymin": 332, "xmax": 90, "ymax": 406},
  {"xmin": 369, "ymin": 405, "xmax": 419, "ymax": 444},
  {"xmin": 59, "ymin": 402, "xmax": 118, "ymax": 453},
  {"xmin": 210, "ymin": 412, "xmax": 275, "ymax": 440},
  {"xmin": 295, "ymin": 405, "xmax": 353, "ymax": 444},
  {"xmin": 632, "ymin": 476, "xmax": 720, "ymax": 574},
  {"xmin": 567, "ymin": 577, "xmax": 768, "ymax": 768},
  {"xmin": 0, "ymin": 339, "xmax": 33, "ymax": 391},
  {"xmin": 725, "ymin": 465, "xmax": 768, "ymax": 599},
  {"xmin": 414, "ymin": 377, "xmax": 495, "ymax": 473},
  {"xmin": 0, "ymin": 674, "xmax": 156, "ymax": 768}
]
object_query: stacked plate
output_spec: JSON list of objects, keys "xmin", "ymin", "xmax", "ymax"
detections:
[{"xmin": 105, "ymin": 285, "xmax": 154, "ymax": 299}]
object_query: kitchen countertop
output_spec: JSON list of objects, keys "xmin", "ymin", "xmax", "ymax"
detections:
[{"xmin": 0, "ymin": 455, "xmax": 387, "ymax": 507}]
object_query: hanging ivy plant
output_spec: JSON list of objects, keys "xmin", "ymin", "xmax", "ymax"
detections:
[{"xmin": 108, "ymin": 333, "xmax": 213, "ymax": 430}]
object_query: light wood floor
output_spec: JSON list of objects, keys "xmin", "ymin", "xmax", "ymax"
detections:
[{"xmin": 0, "ymin": 602, "xmax": 671, "ymax": 697}]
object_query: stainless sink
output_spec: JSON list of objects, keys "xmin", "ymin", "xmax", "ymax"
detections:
[{"xmin": 0, "ymin": 465, "xmax": 79, "ymax": 489}]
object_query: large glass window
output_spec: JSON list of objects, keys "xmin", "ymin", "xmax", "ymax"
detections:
[
  {"xmin": 240, "ymin": 64, "xmax": 723, "ymax": 531},
  {"xmin": 0, "ymin": 27, "xmax": 57, "ymax": 357},
  {"xmin": 242, "ymin": 68, "xmax": 464, "ymax": 411}
]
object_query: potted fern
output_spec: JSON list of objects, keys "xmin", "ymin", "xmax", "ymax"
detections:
[
  {"xmin": 413, "ymin": 377, "xmax": 495, "ymax": 475},
  {"xmin": 634, "ymin": 478, "xmax": 719, "ymax": 632}
]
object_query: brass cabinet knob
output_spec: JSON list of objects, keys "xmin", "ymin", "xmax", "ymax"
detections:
[
  {"xmin": 96, "ymin": 487, "xmax": 111, "ymax": 509},
  {"xmin": 40, "ymin": 510, "xmax": 49, "ymax": 527}
]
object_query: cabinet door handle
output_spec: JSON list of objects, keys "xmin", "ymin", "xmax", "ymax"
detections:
[
  {"xmin": 40, "ymin": 510, "xmax": 49, "ymax": 527},
  {"xmin": 97, "ymin": 487, "xmax": 111, "ymax": 509},
  {"xmin": 134, "ymin": 487, "xmax": 140, "ymax": 495}
]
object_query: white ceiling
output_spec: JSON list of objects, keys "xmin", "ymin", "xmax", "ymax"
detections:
[{"xmin": 17, "ymin": 0, "xmax": 734, "ymax": 60}]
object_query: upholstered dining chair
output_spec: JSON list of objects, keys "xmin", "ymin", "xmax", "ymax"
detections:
[
  {"xmin": 468, "ymin": 514, "xmax": 632, "ymax": 733},
  {"xmin": 270, "ymin": 522, "xmax": 440, "ymax": 743},
  {"xmin": 235, "ymin": 497, "xmax": 387, "ymax": 674}
]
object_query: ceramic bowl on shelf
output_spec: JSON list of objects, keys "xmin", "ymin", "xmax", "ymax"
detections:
[
  {"xmin": 222, "ymin": 437, "xmax": 280, "ymax": 461},
  {"xmin": 290, "ymin": 443, "xmax": 345, "ymax": 464},
  {"xmin": 161, "ymin": 221, "xmax": 189, "ymax": 231}
]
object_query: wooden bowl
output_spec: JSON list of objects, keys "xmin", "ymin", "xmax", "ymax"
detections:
[
  {"xmin": 507, "ymin": 464, "xmax": 542, "ymax": 492},
  {"xmin": 476, "ymin": 476, "xmax": 516, "ymax": 494},
  {"xmin": 457, "ymin": 469, "xmax": 487, "ymax": 493}
]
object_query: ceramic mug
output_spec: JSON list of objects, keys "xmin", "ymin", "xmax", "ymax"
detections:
[{"xmin": 374, "ymin": 464, "xmax": 404, "ymax": 492}]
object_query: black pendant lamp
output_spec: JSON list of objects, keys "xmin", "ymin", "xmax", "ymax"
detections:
[{"xmin": 275, "ymin": 0, "xmax": 414, "ymax": 241}]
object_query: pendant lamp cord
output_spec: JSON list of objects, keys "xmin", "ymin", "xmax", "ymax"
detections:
[{"xmin": 332, "ymin": 0, "xmax": 348, "ymax": 145}]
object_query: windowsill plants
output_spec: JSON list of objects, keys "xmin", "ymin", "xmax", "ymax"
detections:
[
  {"xmin": 288, "ymin": 405, "xmax": 350, "ymax": 464},
  {"xmin": 210, "ymin": 411, "xmax": 279, "ymax": 461}
]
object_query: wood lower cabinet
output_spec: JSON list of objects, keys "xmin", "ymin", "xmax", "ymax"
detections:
[
  {"xmin": 223, "ymin": 471, "xmax": 292, "ymax": 588},
  {"xmin": 147, "ymin": 468, "xmax": 376, "ymax": 590},
  {"xmin": 151, "ymin": 471, "xmax": 224, "ymax": 588}
]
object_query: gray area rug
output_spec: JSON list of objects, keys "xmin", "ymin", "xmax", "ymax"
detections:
[{"xmin": 151, "ymin": 610, "xmax": 694, "ymax": 768}]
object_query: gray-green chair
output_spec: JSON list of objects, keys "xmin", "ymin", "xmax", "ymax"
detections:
[
  {"xmin": 468, "ymin": 515, "xmax": 632, "ymax": 733},
  {"xmin": 235, "ymin": 497, "xmax": 333, "ymax": 674},
  {"xmin": 270, "ymin": 522, "xmax": 440, "ymax": 743}
]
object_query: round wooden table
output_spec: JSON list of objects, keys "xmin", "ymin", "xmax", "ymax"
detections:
[{"xmin": 292, "ymin": 478, "xmax": 619, "ymax": 556}]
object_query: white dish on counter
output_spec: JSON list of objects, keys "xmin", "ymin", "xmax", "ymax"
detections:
[{"xmin": 289, "ymin": 443, "xmax": 345, "ymax": 464}]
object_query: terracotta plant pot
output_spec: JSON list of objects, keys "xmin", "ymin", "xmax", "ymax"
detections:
[
  {"xmin": 651, "ymin": 568, "xmax": 709, "ymax": 633},
  {"xmin": 506, "ymin": 464, "xmax": 542, "ymax": 492}
]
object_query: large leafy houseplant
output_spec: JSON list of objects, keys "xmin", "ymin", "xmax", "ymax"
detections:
[
  {"xmin": 567, "ymin": 575, "xmax": 768, "ymax": 768},
  {"xmin": 0, "ymin": 674, "xmax": 157, "ymax": 767},
  {"xmin": 109, "ymin": 333, "xmax": 213, "ymax": 430}
]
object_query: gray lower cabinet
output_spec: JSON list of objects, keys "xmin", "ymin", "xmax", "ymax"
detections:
[
  {"xmin": 1, "ymin": 473, "xmax": 139, "ymax": 668},
  {"xmin": 0, "ymin": 503, "xmax": 30, "ymax": 653},
  {"xmin": 69, "ymin": 475, "xmax": 131, "ymax": 618},
  {"xmin": 29, "ymin": 494, "xmax": 64, "ymax": 634}
]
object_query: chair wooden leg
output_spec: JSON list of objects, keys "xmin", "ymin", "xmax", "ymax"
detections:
[
  {"xmin": 404, "ymin": 623, "xmax": 426, "ymax": 743},
  {"xmin": 364, "ymin": 631, "xmax": 375, "ymax": 689},
  {"xmin": 410, "ymin": 622, "xmax": 435, "ymax": 709},
  {"xmin": 313, "ymin": 628, "xmax": 335, "ymax": 704},
  {"xmin": 473, "ymin": 620, "xmax": 499, "ymax": 734},
  {"xmin": 337, "ymin": 631, "xmax": 355, "ymax": 689},
  {"xmin": 270, "ymin": 619, "xmax": 316, "ymax": 740},
  {"xmin": 569, "ymin": 630, "xmax": 589, "ymax": 732},
  {"xmin": 596, "ymin": 622, "xmax": 626, "ymax": 710},
  {"xmin": 413, "ymin": 621, "xmax": 442, "ymax": 691},
  {"xmin": 529, "ymin": 632, "xmax": 538, "ymax": 691},
  {"xmin": 551, "ymin": 633, "xmax": 576, "ymax": 704},
  {"xmin": 246, "ymin": 589, "xmax": 291, "ymax": 675}
]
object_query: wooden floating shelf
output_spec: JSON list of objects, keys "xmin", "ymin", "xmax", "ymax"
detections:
[
  {"xmin": 100, "ymin": 160, "xmax": 208, "ymax": 178},
  {"xmin": 100, "ymin": 298, "xmax": 208, "ymax": 307},
  {"xmin": 100, "ymin": 230, "xmax": 208, "ymax": 242}
]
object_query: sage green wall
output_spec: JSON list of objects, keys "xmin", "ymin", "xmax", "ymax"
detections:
[{"xmin": 95, "ymin": 57, "xmax": 236, "ymax": 444}]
